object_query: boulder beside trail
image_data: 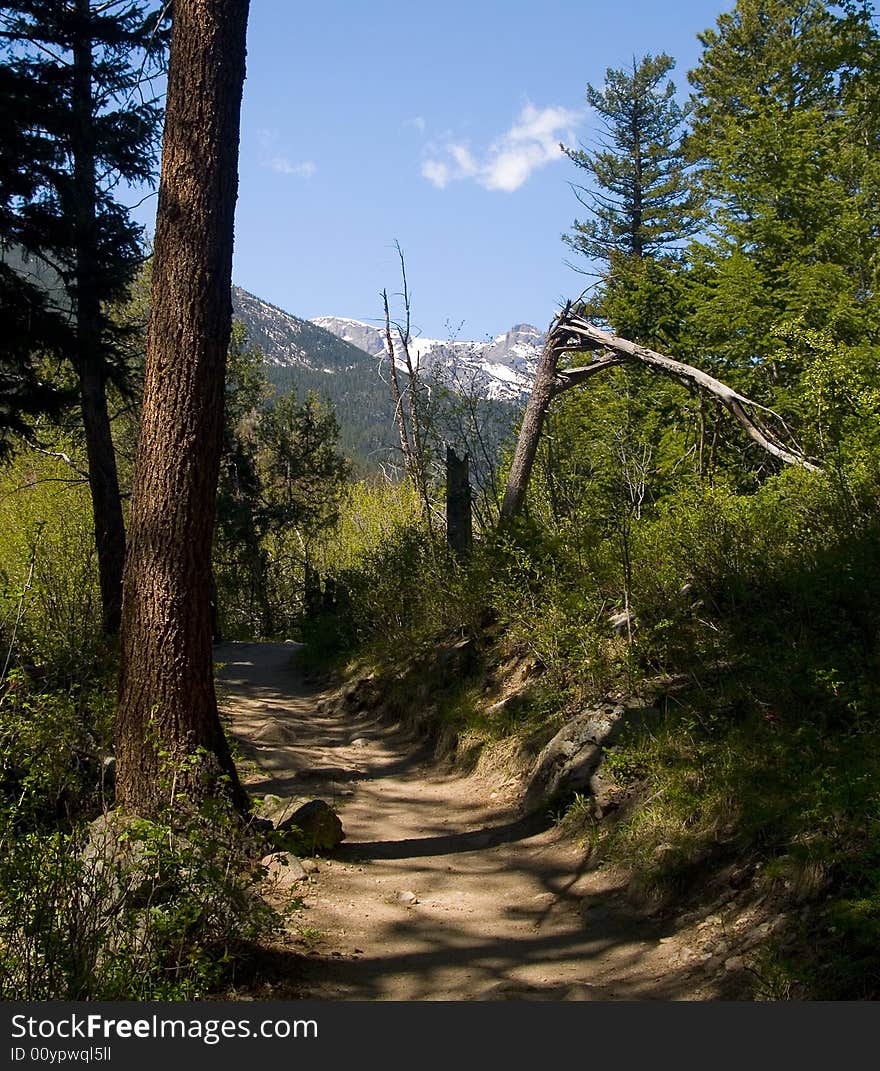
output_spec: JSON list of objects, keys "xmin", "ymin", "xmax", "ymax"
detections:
[
  {"xmin": 289, "ymin": 799, "xmax": 345, "ymax": 852},
  {"xmin": 256, "ymin": 793, "xmax": 345, "ymax": 853},
  {"xmin": 260, "ymin": 851, "xmax": 308, "ymax": 891},
  {"xmin": 522, "ymin": 702, "xmax": 659, "ymax": 815},
  {"xmin": 81, "ymin": 811, "xmax": 167, "ymax": 904}
]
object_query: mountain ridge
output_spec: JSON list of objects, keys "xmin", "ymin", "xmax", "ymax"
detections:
[
  {"xmin": 230, "ymin": 284, "xmax": 533, "ymax": 469},
  {"xmin": 311, "ymin": 314, "xmax": 543, "ymax": 402}
]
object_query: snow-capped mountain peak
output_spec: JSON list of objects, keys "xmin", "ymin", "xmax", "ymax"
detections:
[{"xmin": 310, "ymin": 315, "xmax": 544, "ymax": 401}]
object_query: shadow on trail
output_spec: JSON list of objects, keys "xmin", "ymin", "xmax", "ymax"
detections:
[
  {"xmin": 337, "ymin": 812, "xmax": 554, "ymax": 861},
  {"xmin": 216, "ymin": 640, "xmax": 733, "ymax": 1000}
]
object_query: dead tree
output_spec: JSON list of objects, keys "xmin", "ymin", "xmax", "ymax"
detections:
[
  {"xmin": 445, "ymin": 445, "xmax": 472, "ymax": 557},
  {"xmin": 500, "ymin": 307, "xmax": 819, "ymax": 522},
  {"xmin": 382, "ymin": 243, "xmax": 437, "ymax": 541}
]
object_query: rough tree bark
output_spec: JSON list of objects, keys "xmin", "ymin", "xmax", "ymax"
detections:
[
  {"xmin": 499, "ymin": 308, "xmax": 818, "ymax": 523},
  {"xmin": 115, "ymin": 0, "xmax": 250, "ymax": 816},
  {"xmin": 499, "ymin": 305, "xmax": 625, "ymax": 520}
]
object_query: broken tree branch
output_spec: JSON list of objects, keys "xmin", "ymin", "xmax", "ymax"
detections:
[{"xmin": 499, "ymin": 308, "xmax": 820, "ymax": 523}]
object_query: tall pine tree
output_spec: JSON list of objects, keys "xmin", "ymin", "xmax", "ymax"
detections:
[
  {"xmin": 562, "ymin": 53, "xmax": 700, "ymax": 265},
  {"xmin": 686, "ymin": 0, "xmax": 880, "ymax": 426},
  {"xmin": 116, "ymin": 0, "xmax": 251, "ymax": 816},
  {"xmin": 0, "ymin": 64, "xmax": 73, "ymax": 448},
  {"xmin": 0, "ymin": 1, "xmax": 168, "ymax": 633}
]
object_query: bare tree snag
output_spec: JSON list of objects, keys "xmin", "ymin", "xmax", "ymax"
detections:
[
  {"xmin": 383, "ymin": 287, "xmax": 415, "ymax": 479},
  {"xmin": 115, "ymin": 0, "xmax": 250, "ymax": 817},
  {"xmin": 498, "ymin": 307, "xmax": 565, "ymax": 521},
  {"xmin": 500, "ymin": 308, "xmax": 819, "ymax": 523},
  {"xmin": 382, "ymin": 244, "xmax": 436, "ymax": 542},
  {"xmin": 445, "ymin": 445, "xmax": 472, "ymax": 558},
  {"xmin": 500, "ymin": 305, "xmax": 628, "ymax": 520}
]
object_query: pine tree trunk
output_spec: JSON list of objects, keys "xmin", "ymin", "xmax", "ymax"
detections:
[
  {"xmin": 115, "ymin": 0, "xmax": 251, "ymax": 816},
  {"xmin": 78, "ymin": 364, "xmax": 126, "ymax": 633},
  {"xmin": 72, "ymin": 0, "xmax": 125, "ymax": 635}
]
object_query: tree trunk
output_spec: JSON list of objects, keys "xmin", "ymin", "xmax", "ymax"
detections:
[
  {"xmin": 72, "ymin": 0, "xmax": 125, "ymax": 634},
  {"xmin": 499, "ymin": 330, "xmax": 562, "ymax": 522},
  {"xmin": 445, "ymin": 445, "xmax": 472, "ymax": 557},
  {"xmin": 78, "ymin": 364, "xmax": 126, "ymax": 634},
  {"xmin": 115, "ymin": 0, "xmax": 251, "ymax": 816}
]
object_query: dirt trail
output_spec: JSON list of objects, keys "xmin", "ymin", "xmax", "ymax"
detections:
[{"xmin": 215, "ymin": 641, "xmax": 730, "ymax": 1001}]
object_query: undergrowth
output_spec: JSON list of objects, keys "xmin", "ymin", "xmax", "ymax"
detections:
[
  {"xmin": 300, "ymin": 461, "xmax": 880, "ymax": 998},
  {"xmin": 0, "ymin": 450, "xmax": 283, "ymax": 1000}
]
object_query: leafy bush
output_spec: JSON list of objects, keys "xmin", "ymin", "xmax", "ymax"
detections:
[
  {"xmin": 0, "ymin": 800, "xmax": 281, "ymax": 1000},
  {"xmin": 0, "ymin": 448, "xmax": 104, "ymax": 681},
  {"xmin": 0, "ymin": 670, "xmax": 114, "ymax": 825}
]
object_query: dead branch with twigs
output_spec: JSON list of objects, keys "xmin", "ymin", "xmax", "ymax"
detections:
[
  {"xmin": 382, "ymin": 243, "xmax": 438, "ymax": 542},
  {"xmin": 499, "ymin": 305, "xmax": 820, "ymax": 522}
]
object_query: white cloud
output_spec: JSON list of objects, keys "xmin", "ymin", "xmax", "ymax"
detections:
[
  {"xmin": 421, "ymin": 159, "xmax": 451, "ymax": 188},
  {"xmin": 422, "ymin": 102, "xmax": 581, "ymax": 193},
  {"xmin": 257, "ymin": 128, "xmax": 316, "ymax": 179},
  {"xmin": 402, "ymin": 115, "xmax": 426, "ymax": 133},
  {"xmin": 269, "ymin": 157, "xmax": 317, "ymax": 178}
]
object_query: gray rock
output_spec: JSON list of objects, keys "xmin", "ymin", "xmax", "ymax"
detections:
[
  {"xmin": 254, "ymin": 794, "xmax": 345, "ymax": 853},
  {"xmin": 341, "ymin": 674, "xmax": 382, "ymax": 711},
  {"xmin": 609, "ymin": 610, "xmax": 635, "ymax": 635},
  {"xmin": 256, "ymin": 793, "xmax": 310, "ymax": 828},
  {"xmin": 250, "ymin": 718, "xmax": 297, "ymax": 744},
  {"xmin": 81, "ymin": 812, "xmax": 159, "ymax": 905},
  {"xmin": 260, "ymin": 852, "xmax": 308, "ymax": 890},
  {"xmin": 285, "ymin": 799, "xmax": 345, "ymax": 853},
  {"xmin": 436, "ymin": 637, "xmax": 477, "ymax": 678},
  {"xmin": 522, "ymin": 704, "xmax": 658, "ymax": 814}
]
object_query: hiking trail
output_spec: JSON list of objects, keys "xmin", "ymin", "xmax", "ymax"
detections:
[{"xmin": 216, "ymin": 640, "xmax": 745, "ymax": 1001}]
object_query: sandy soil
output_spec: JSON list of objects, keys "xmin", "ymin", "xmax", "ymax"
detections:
[{"xmin": 215, "ymin": 640, "xmax": 743, "ymax": 1001}]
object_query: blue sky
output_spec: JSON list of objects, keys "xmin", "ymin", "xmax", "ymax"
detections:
[{"xmin": 145, "ymin": 1, "xmax": 733, "ymax": 340}]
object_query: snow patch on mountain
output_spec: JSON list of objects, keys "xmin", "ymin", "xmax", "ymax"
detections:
[{"xmin": 312, "ymin": 316, "xmax": 543, "ymax": 401}]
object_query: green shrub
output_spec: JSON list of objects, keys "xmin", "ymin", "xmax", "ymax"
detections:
[
  {"xmin": 0, "ymin": 800, "xmax": 281, "ymax": 1000},
  {"xmin": 0, "ymin": 449, "xmax": 104, "ymax": 681},
  {"xmin": 0, "ymin": 671, "xmax": 114, "ymax": 825}
]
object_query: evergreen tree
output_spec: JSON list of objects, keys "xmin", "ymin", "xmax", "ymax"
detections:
[
  {"xmin": 686, "ymin": 0, "xmax": 880, "ymax": 440},
  {"xmin": 688, "ymin": 1, "xmax": 880, "ymax": 329},
  {"xmin": 562, "ymin": 53, "xmax": 701, "ymax": 265},
  {"xmin": 557, "ymin": 56, "xmax": 705, "ymax": 506},
  {"xmin": 215, "ymin": 328, "xmax": 351, "ymax": 639},
  {"xmin": 0, "ymin": 65, "xmax": 73, "ymax": 447},
  {"xmin": 0, "ymin": 0, "xmax": 168, "ymax": 632}
]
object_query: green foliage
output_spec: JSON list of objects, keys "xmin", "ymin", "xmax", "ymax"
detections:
[
  {"xmin": 0, "ymin": 449, "xmax": 104, "ymax": 677},
  {"xmin": 563, "ymin": 53, "xmax": 701, "ymax": 263},
  {"xmin": 0, "ymin": 444, "xmax": 282, "ymax": 1001},
  {"xmin": 684, "ymin": 0, "xmax": 880, "ymax": 398},
  {"xmin": 0, "ymin": 672, "xmax": 114, "ymax": 826},
  {"xmin": 0, "ymin": 0, "xmax": 169, "ymax": 389},
  {"xmin": 0, "ymin": 801, "xmax": 280, "ymax": 1000},
  {"xmin": 215, "ymin": 328, "xmax": 351, "ymax": 639}
]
